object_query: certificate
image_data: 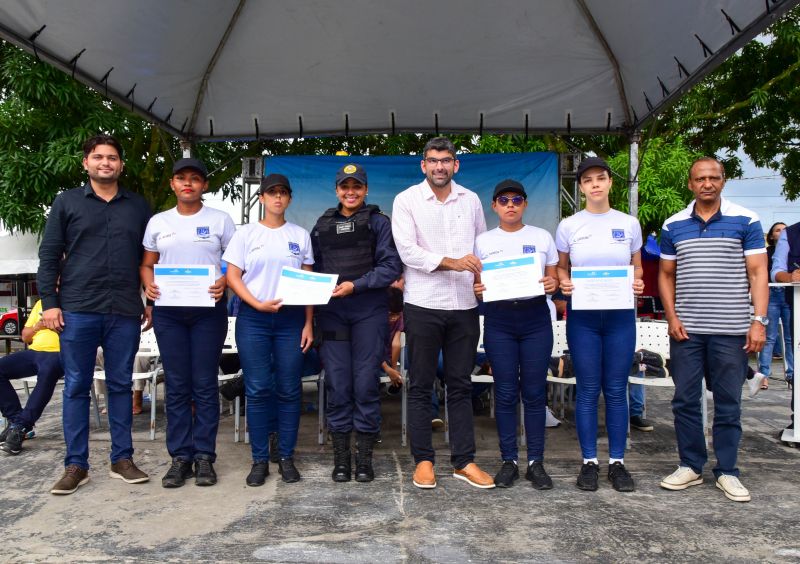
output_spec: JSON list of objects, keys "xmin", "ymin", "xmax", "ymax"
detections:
[
  {"xmin": 481, "ymin": 254, "xmax": 544, "ymax": 303},
  {"xmin": 571, "ymin": 266, "xmax": 634, "ymax": 310},
  {"xmin": 154, "ymin": 264, "xmax": 215, "ymax": 307},
  {"xmin": 274, "ymin": 266, "xmax": 339, "ymax": 305}
]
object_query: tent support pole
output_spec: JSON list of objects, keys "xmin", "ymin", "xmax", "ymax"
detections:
[{"xmin": 628, "ymin": 131, "xmax": 640, "ymax": 218}]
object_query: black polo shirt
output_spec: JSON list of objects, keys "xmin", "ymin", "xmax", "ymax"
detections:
[{"xmin": 37, "ymin": 183, "xmax": 152, "ymax": 316}]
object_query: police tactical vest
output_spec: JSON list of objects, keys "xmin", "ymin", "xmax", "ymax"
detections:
[{"xmin": 312, "ymin": 204, "xmax": 381, "ymax": 282}]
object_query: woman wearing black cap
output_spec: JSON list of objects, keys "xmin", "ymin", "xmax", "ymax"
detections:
[
  {"xmin": 555, "ymin": 157, "xmax": 644, "ymax": 493},
  {"xmin": 473, "ymin": 179, "xmax": 559, "ymax": 489},
  {"xmin": 140, "ymin": 158, "xmax": 236, "ymax": 488},
  {"xmin": 223, "ymin": 173, "xmax": 314, "ymax": 486},
  {"xmin": 311, "ymin": 163, "xmax": 402, "ymax": 483}
]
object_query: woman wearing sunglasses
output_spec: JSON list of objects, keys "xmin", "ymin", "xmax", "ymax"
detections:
[
  {"xmin": 555, "ymin": 157, "xmax": 644, "ymax": 493},
  {"xmin": 473, "ymin": 179, "xmax": 559, "ymax": 489}
]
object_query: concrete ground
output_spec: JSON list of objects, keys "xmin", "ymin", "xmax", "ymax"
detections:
[{"xmin": 1, "ymin": 370, "xmax": 799, "ymax": 563}]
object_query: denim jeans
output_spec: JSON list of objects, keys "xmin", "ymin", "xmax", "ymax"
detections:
[
  {"xmin": 153, "ymin": 299, "xmax": 228, "ymax": 461},
  {"xmin": 236, "ymin": 303, "xmax": 305, "ymax": 462},
  {"xmin": 60, "ymin": 312, "xmax": 141, "ymax": 469},
  {"xmin": 758, "ymin": 287, "xmax": 793, "ymax": 379},
  {"xmin": 405, "ymin": 304, "xmax": 479, "ymax": 469},
  {"xmin": 670, "ymin": 333, "xmax": 747, "ymax": 477},
  {"xmin": 483, "ymin": 299, "xmax": 552, "ymax": 462},
  {"xmin": 567, "ymin": 306, "xmax": 636, "ymax": 459},
  {"xmin": 629, "ymin": 384, "xmax": 645, "ymax": 418},
  {"xmin": 0, "ymin": 349, "xmax": 64, "ymax": 428}
]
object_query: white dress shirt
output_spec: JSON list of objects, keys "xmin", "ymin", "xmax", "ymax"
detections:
[{"xmin": 392, "ymin": 179, "xmax": 486, "ymax": 310}]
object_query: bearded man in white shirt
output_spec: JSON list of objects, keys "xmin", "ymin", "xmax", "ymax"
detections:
[{"xmin": 391, "ymin": 137, "xmax": 494, "ymax": 489}]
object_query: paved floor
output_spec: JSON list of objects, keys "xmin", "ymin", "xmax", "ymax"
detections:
[{"xmin": 1, "ymin": 374, "xmax": 799, "ymax": 563}]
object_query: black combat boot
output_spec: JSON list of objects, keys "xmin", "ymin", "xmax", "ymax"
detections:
[
  {"xmin": 354, "ymin": 431, "xmax": 376, "ymax": 483},
  {"xmin": 331, "ymin": 432, "xmax": 352, "ymax": 482}
]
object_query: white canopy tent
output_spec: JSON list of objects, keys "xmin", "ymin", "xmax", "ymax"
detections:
[
  {"xmin": 0, "ymin": 232, "xmax": 40, "ymax": 277},
  {"xmin": 0, "ymin": 0, "xmax": 796, "ymax": 142}
]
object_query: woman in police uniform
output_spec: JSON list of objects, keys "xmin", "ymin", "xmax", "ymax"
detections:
[{"xmin": 311, "ymin": 163, "xmax": 402, "ymax": 483}]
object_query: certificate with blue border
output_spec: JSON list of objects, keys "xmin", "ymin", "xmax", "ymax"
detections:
[
  {"xmin": 274, "ymin": 266, "xmax": 338, "ymax": 305},
  {"xmin": 154, "ymin": 264, "xmax": 215, "ymax": 307},
  {"xmin": 481, "ymin": 253, "xmax": 544, "ymax": 302},
  {"xmin": 571, "ymin": 266, "xmax": 634, "ymax": 310}
]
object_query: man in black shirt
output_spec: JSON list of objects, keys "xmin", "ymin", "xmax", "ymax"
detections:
[{"xmin": 38, "ymin": 134, "xmax": 152, "ymax": 495}]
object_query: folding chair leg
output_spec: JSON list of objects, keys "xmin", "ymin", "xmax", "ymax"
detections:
[
  {"xmin": 401, "ymin": 381, "xmax": 407, "ymax": 447},
  {"xmin": 443, "ymin": 386, "xmax": 450, "ymax": 445},
  {"xmin": 518, "ymin": 397, "xmax": 526, "ymax": 448},
  {"xmin": 149, "ymin": 377, "xmax": 157, "ymax": 441},
  {"xmin": 234, "ymin": 396, "xmax": 240, "ymax": 443},
  {"xmin": 89, "ymin": 385, "xmax": 102, "ymax": 428},
  {"xmin": 702, "ymin": 387, "xmax": 710, "ymax": 448},
  {"xmin": 317, "ymin": 371, "xmax": 325, "ymax": 445}
]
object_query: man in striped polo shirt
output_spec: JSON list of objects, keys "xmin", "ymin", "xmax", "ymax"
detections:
[{"xmin": 657, "ymin": 157, "xmax": 768, "ymax": 502}]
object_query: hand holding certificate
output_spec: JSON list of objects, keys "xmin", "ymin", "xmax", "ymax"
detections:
[
  {"xmin": 274, "ymin": 266, "xmax": 339, "ymax": 305},
  {"xmin": 480, "ymin": 254, "xmax": 544, "ymax": 302},
  {"xmin": 571, "ymin": 266, "xmax": 634, "ymax": 310},
  {"xmin": 154, "ymin": 265, "xmax": 215, "ymax": 307}
]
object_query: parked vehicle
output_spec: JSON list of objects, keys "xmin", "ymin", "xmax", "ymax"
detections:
[{"xmin": 0, "ymin": 309, "xmax": 19, "ymax": 335}]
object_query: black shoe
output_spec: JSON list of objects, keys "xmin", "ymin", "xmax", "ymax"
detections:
[
  {"xmin": 608, "ymin": 462, "xmax": 635, "ymax": 492},
  {"xmin": 630, "ymin": 415, "xmax": 654, "ymax": 432},
  {"xmin": 355, "ymin": 432, "xmax": 376, "ymax": 483},
  {"xmin": 269, "ymin": 433, "xmax": 280, "ymax": 463},
  {"xmin": 194, "ymin": 456, "xmax": 217, "ymax": 486},
  {"xmin": 0, "ymin": 424, "xmax": 28, "ymax": 455},
  {"xmin": 526, "ymin": 461, "xmax": 553, "ymax": 490},
  {"xmin": 493, "ymin": 461, "xmax": 519, "ymax": 488},
  {"xmin": 246, "ymin": 462, "xmax": 269, "ymax": 487},
  {"xmin": 331, "ymin": 432, "xmax": 352, "ymax": 482},
  {"xmin": 278, "ymin": 458, "xmax": 301, "ymax": 483},
  {"xmin": 577, "ymin": 462, "xmax": 599, "ymax": 491},
  {"xmin": 161, "ymin": 458, "xmax": 194, "ymax": 488}
]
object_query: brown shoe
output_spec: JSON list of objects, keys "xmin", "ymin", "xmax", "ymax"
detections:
[
  {"xmin": 109, "ymin": 459, "xmax": 149, "ymax": 484},
  {"xmin": 51, "ymin": 465, "xmax": 89, "ymax": 495},
  {"xmin": 412, "ymin": 461, "xmax": 436, "ymax": 489},
  {"xmin": 132, "ymin": 390, "xmax": 143, "ymax": 415},
  {"xmin": 453, "ymin": 462, "xmax": 496, "ymax": 489}
]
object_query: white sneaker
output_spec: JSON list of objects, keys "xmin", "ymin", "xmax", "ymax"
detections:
[
  {"xmin": 659, "ymin": 466, "xmax": 703, "ymax": 490},
  {"xmin": 716, "ymin": 474, "xmax": 751, "ymax": 502},
  {"xmin": 545, "ymin": 406, "xmax": 561, "ymax": 428},
  {"xmin": 748, "ymin": 372, "xmax": 766, "ymax": 398}
]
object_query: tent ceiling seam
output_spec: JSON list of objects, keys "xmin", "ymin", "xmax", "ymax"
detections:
[
  {"xmin": 574, "ymin": 0, "xmax": 633, "ymax": 128},
  {"xmin": 187, "ymin": 0, "xmax": 247, "ymax": 139}
]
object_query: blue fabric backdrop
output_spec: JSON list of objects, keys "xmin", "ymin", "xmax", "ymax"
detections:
[{"xmin": 264, "ymin": 152, "xmax": 559, "ymax": 234}]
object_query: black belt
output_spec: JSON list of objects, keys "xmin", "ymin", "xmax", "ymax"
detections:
[{"xmin": 489, "ymin": 296, "xmax": 547, "ymax": 311}]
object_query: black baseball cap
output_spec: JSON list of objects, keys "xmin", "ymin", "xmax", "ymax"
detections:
[
  {"xmin": 172, "ymin": 157, "xmax": 208, "ymax": 177},
  {"xmin": 492, "ymin": 179, "xmax": 527, "ymax": 200},
  {"xmin": 260, "ymin": 173, "xmax": 292, "ymax": 195},
  {"xmin": 576, "ymin": 156, "xmax": 611, "ymax": 181},
  {"xmin": 335, "ymin": 163, "xmax": 367, "ymax": 185}
]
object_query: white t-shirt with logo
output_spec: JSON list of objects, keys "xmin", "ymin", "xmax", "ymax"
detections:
[
  {"xmin": 475, "ymin": 224, "xmax": 559, "ymax": 302},
  {"xmin": 222, "ymin": 222, "xmax": 314, "ymax": 302},
  {"xmin": 555, "ymin": 209, "xmax": 642, "ymax": 267},
  {"xmin": 143, "ymin": 205, "xmax": 236, "ymax": 279}
]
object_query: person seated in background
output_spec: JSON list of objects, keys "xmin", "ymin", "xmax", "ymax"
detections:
[{"xmin": 0, "ymin": 299, "xmax": 64, "ymax": 455}]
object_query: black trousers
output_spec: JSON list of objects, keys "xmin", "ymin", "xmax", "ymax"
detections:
[{"xmin": 405, "ymin": 303, "xmax": 479, "ymax": 468}]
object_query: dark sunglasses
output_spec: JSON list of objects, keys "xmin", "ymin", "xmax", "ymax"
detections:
[{"xmin": 496, "ymin": 195, "xmax": 525, "ymax": 206}]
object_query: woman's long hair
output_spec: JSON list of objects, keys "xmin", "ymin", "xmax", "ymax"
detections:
[{"xmin": 766, "ymin": 222, "xmax": 786, "ymax": 249}]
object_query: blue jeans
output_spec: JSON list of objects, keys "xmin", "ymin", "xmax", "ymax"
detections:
[
  {"xmin": 0, "ymin": 349, "xmax": 64, "ymax": 428},
  {"xmin": 567, "ymin": 306, "xmax": 635, "ymax": 460},
  {"xmin": 670, "ymin": 333, "xmax": 747, "ymax": 477},
  {"xmin": 153, "ymin": 300, "xmax": 228, "ymax": 461},
  {"xmin": 236, "ymin": 303, "xmax": 305, "ymax": 462},
  {"xmin": 60, "ymin": 312, "xmax": 141, "ymax": 469},
  {"xmin": 759, "ymin": 287, "xmax": 793, "ymax": 379},
  {"xmin": 483, "ymin": 299, "xmax": 552, "ymax": 462},
  {"xmin": 629, "ymin": 384, "xmax": 645, "ymax": 418}
]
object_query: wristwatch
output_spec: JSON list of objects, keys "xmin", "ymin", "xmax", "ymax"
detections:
[{"xmin": 752, "ymin": 315, "xmax": 769, "ymax": 327}]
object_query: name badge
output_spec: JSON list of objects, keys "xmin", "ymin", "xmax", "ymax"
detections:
[{"xmin": 336, "ymin": 222, "xmax": 355, "ymax": 235}]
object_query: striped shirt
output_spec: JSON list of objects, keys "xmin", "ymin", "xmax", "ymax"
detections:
[
  {"xmin": 392, "ymin": 179, "xmax": 486, "ymax": 310},
  {"xmin": 660, "ymin": 198, "xmax": 765, "ymax": 335}
]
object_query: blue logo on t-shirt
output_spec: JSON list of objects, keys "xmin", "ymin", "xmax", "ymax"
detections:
[
  {"xmin": 611, "ymin": 229, "xmax": 625, "ymax": 240},
  {"xmin": 288, "ymin": 242, "xmax": 300, "ymax": 256},
  {"xmin": 522, "ymin": 245, "xmax": 536, "ymax": 254},
  {"xmin": 196, "ymin": 226, "xmax": 210, "ymax": 239}
]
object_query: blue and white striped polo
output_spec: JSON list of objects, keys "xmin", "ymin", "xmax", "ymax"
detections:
[{"xmin": 660, "ymin": 198, "xmax": 765, "ymax": 335}]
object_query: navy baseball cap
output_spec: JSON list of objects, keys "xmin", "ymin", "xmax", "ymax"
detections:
[
  {"xmin": 336, "ymin": 163, "xmax": 367, "ymax": 185},
  {"xmin": 260, "ymin": 173, "xmax": 292, "ymax": 194},
  {"xmin": 172, "ymin": 158, "xmax": 208, "ymax": 177},
  {"xmin": 576, "ymin": 156, "xmax": 611, "ymax": 181},
  {"xmin": 492, "ymin": 179, "xmax": 527, "ymax": 200}
]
